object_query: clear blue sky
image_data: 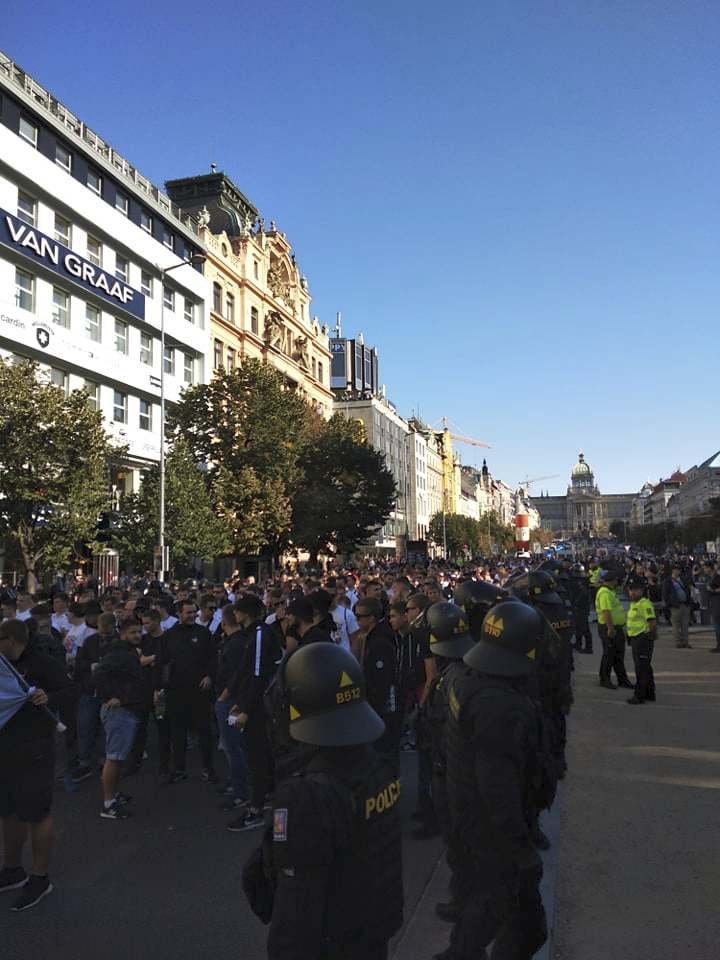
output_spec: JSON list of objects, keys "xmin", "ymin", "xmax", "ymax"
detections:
[{"xmin": 6, "ymin": 1, "xmax": 719, "ymax": 494}]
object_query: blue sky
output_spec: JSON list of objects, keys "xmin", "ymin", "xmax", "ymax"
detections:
[{"xmin": 6, "ymin": 1, "xmax": 719, "ymax": 494}]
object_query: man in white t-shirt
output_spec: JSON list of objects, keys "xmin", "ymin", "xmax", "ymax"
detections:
[
  {"xmin": 156, "ymin": 597, "xmax": 178, "ymax": 632},
  {"xmin": 52, "ymin": 593, "xmax": 72, "ymax": 636},
  {"xmin": 15, "ymin": 593, "xmax": 34, "ymax": 622},
  {"xmin": 330, "ymin": 595, "xmax": 360, "ymax": 652}
]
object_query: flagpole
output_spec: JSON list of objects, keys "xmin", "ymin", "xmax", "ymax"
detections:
[{"xmin": 0, "ymin": 653, "xmax": 65, "ymax": 730}]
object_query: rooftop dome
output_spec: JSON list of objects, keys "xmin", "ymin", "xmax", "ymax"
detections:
[{"xmin": 571, "ymin": 452, "xmax": 593, "ymax": 477}]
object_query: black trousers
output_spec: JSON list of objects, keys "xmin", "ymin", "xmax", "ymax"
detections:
[
  {"xmin": 598, "ymin": 625, "xmax": 630, "ymax": 684},
  {"xmin": 448, "ymin": 865, "xmax": 546, "ymax": 959},
  {"xmin": 630, "ymin": 633, "xmax": 655, "ymax": 701},
  {"xmin": 166, "ymin": 691, "xmax": 213, "ymax": 773},
  {"xmin": 243, "ymin": 720, "xmax": 272, "ymax": 810},
  {"xmin": 324, "ymin": 939, "xmax": 388, "ymax": 960},
  {"xmin": 573, "ymin": 610, "xmax": 592, "ymax": 649}
]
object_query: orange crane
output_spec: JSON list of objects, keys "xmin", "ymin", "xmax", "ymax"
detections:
[{"xmin": 437, "ymin": 417, "xmax": 491, "ymax": 449}]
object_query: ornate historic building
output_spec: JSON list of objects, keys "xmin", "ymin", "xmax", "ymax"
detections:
[
  {"xmin": 531, "ymin": 452, "xmax": 634, "ymax": 536},
  {"xmin": 166, "ymin": 171, "xmax": 334, "ymax": 417}
]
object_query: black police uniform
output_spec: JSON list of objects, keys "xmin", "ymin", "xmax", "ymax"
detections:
[
  {"xmin": 532, "ymin": 598, "xmax": 574, "ymax": 780},
  {"xmin": 444, "ymin": 668, "xmax": 546, "ymax": 959},
  {"xmin": 267, "ymin": 744, "xmax": 403, "ymax": 959},
  {"xmin": 568, "ymin": 573, "xmax": 593, "ymax": 653}
]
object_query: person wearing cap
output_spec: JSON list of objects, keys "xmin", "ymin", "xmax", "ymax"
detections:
[
  {"xmin": 249, "ymin": 642, "xmax": 403, "ymax": 960},
  {"xmin": 438, "ymin": 600, "xmax": 547, "ymax": 960},
  {"xmin": 625, "ymin": 578, "xmax": 657, "ymax": 705},
  {"xmin": 595, "ymin": 569, "xmax": 632, "ymax": 690}
]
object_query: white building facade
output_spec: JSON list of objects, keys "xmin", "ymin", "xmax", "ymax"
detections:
[{"xmin": 0, "ymin": 52, "xmax": 209, "ymax": 494}]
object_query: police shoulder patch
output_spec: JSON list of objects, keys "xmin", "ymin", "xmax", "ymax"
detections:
[{"xmin": 273, "ymin": 808, "xmax": 288, "ymax": 842}]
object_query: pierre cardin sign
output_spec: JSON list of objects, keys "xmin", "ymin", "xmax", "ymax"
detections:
[{"xmin": 0, "ymin": 209, "xmax": 145, "ymax": 320}]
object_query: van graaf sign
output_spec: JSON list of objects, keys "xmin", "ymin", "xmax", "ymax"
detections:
[{"xmin": 0, "ymin": 209, "xmax": 145, "ymax": 321}]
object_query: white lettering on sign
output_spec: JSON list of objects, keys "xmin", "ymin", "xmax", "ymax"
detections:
[{"xmin": 4, "ymin": 217, "xmax": 135, "ymax": 306}]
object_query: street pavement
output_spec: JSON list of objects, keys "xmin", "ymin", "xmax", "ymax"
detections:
[
  {"xmin": 0, "ymin": 747, "xmax": 443, "ymax": 960},
  {"xmin": 554, "ymin": 620, "xmax": 720, "ymax": 960}
]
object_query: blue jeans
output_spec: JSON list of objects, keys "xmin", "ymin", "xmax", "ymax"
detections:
[
  {"xmin": 214, "ymin": 699, "xmax": 249, "ymax": 801},
  {"xmin": 77, "ymin": 694, "xmax": 103, "ymax": 767},
  {"xmin": 101, "ymin": 705, "xmax": 139, "ymax": 762}
]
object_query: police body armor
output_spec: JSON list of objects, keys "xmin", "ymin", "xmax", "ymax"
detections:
[
  {"xmin": 533, "ymin": 599, "xmax": 574, "ymax": 717},
  {"xmin": 445, "ymin": 666, "xmax": 539, "ymax": 883},
  {"xmin": 424, "ymin": 659, "xmax": 465, "ymax": 834},
  {"xmin": 270, "ymin": 746, "xmax": 403, "ymax": 952}
]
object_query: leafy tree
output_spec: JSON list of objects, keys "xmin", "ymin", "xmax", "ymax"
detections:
[
  {"xmin": 290, "ymin": 415, "xmax": 396, "ymax": 561},
  {"xmin": 530, "ymin": 527, "xmax": 554, "ymax": 548},
  {"xmin": 0, "ymin": 360, "xmax": 119, "ymax": 591},
  {"xmin": 168, "ymin": 360, "xmax": 308, "ymax": 554},
  {"xmin": 609, "ymin": 520, "xmax": 628, "ymax": 539},
  {"xmin": 113, "ymin": 439, "xmax": 230, "ymax": 572}
]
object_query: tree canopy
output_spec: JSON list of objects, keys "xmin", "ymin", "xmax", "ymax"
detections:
[{"xmin": 0, "ymin": 359, "xmax": 119, "ymax": 590}]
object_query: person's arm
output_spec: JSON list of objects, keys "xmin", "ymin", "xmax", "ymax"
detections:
[
  {"xmin": 266, "ymin": 781, "xmax": 335, "ymax": 960},
  {"xmin": 419, "ymin": 655, "xmax": 437, "ymax": 707},
  {"xmin": 364, "ymin": 637, "xmax": 396, "ymax": 716},
  {"xmin": 232, "ymin": 627, "xmax": 267, "ymax": 720}
]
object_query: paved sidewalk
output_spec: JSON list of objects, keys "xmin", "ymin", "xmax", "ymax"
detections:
[{"xmin": 554, "ymin": 623, "xmax": 720, "ymax": 960}]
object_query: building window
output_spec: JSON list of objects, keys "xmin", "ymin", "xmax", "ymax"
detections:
[
  {"xmin": 253, "ymin": 260, "xmax": 259, "ymax": 280},
  {"xmin": 311, "ymin": 357, "xmax": 316, "ymax": 378},
  {"xmin": 161, "ymin": 226, "xmax": 174, "ymax": 251},
  {"xmin": 163, "ymin": 345, "xmax": 174, "ymax": 375},
  {"xmin": 115, "ymin": 191, "xmax": 128, "ymax": 216},
  {"xmin": 54, "ymin": 213, "xmax": 71, "ymax": 247},
  {"xmin": 226, "ymin": 292, "xmax": 235, "ymax": 324},
  {"xmin": 213, "ymin": 339, "xmax": 223, "ymax": 370},
  {"xmin": 83, "ymin": 379, "xmax": 100, "ymax": 412},
  {"xmin": 140, "ymin": 210, "xmax": 152, "ymax": 233},
  {"xmin": 50, "ymin": 368, "xmax": 69, "ymax": 395},
  {"xmin": 15, "ymin": 268, "xmax": 34, "ymax": 312},
  {"xmin": 163, "ymin": 287, "xmax": 174, "ymax": 310},
  {"xmin": 114, "ymin": 318, "xmax": 128, "ymax": 354},
  {"xmin": 213, "ymin": 282, "xmax": 222, "ymax": 314},
  {"xmin": 19, "ymin": 116, "xmax": 38, "ymax": 146},
  {"xmin": 52, "ymin": 286, "xmax": 70, "ymax": 328},
  {"xmin": 87, "ymin": 168, "xmax": 102, "ymax": 195},
  {"xmin": 55, "ymin": 142, "xmax": 72, "ymax": 171},
  {"xmin": 139, "ymin": 399, "xmax": 152, "ymax": 431},
  {"xmin": 184, "ymin": 298, "xmax": 194, "ymax": 324},
  {"xmin": 140, "ymin": 332, "xmax": 153, "ymax": 366},
  {"xmin": 141, "ymin": 271, "xmax": 153, "ymax": 297},
  {"xmin": 226, "ymin": 347, "xmax": 235, "ymax": 371},
  {"xmin": 184, "ymin": 354, "xmax": 194, "ymax": 385},
  {"xmin": 318, "ymin": 362, "xmax": 324, "ymax": 384},
  {"xmin": 85, "ymin": 303, "xmax": 101, "ymax": 342},
  {"xmin": 115, "ymin": 254, "xmax": 129, "ymax": 283},
  {"xmin": 17, "ymin": 191, "xmax": 36, "ymax": 226},
  {"xmin": 113, "ymin": 390, "xmax": 127, "ymax": 424},
  {"xmin": 250, "ymin": 306, "xmax": 259, "ymax": 335},
  {"xmin": 87, "ymin": 235, "xmax": 102, "ymax": 267}
]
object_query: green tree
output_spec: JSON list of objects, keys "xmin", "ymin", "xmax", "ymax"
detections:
[
  {"xmin": 113, "ymin": 439, "xmax": 230, "ymax": 572},
  {"xmin": 290, "ymin": 415, "xmax": 396, "ymax": 561},
  {"xmin": 429, "ymin": 512, "xmax": 481, "ymax": 558},
  {"xmin": 168, "ymin": 360, "xmax": 308, "ymax": 554},
  {"xmin": 0, "ymin": 359, "xmax": 119, "ymax": 591}
]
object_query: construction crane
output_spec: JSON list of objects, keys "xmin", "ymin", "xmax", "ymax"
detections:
[
  {"xmin": 438, "ymin": 417, "xmax": 491, "ymax": 449},
  {"xmin": 516, "ymin": 473, "xmax": 560, "ymax": 490}
]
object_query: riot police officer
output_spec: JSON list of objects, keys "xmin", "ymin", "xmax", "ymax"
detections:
[
  {"xmin": 569, "ymin": 564, "xmax": 593, "ymax": 654},
  {"xmin": 260, "ymin": 643, "xmax": 403, "ymax": 960},
  {"xmin": 424, "ymin": 602, "xmax": 476, "ymax": 839},
  {"xmin": 439, "ymin": 601, "xmax": 547, "ymax": 960}
]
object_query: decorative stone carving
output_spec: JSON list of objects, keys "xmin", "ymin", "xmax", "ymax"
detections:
[
  {"xmin": 264, "ymin": 310, "xmax": 284, "ymax": 350},
  {"xmin": 294, "ymin": 335, "xmax": 310, "ymax": 369},
  {"xmin": 197, "ymin": 206, "xmax": 211, "ymax": 228}
]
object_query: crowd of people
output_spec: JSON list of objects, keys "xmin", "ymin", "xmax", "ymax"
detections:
[{"xmin": 1, "ymin": 549, "xmax": 718, "ymax": 957}]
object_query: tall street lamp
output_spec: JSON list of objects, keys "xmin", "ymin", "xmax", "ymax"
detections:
[{"xmin": 156, "ymin": 253, "xmax": 206, "ymax": 580}]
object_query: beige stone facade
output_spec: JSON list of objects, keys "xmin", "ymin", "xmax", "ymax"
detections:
[{"xmin": 166, "ymin": 172, "xmax": 333, "ymax": 417}]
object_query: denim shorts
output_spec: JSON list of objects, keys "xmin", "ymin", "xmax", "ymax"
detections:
[{"xmin": 101, "ymin": 705, "xmax": 139, "ymax": 761}]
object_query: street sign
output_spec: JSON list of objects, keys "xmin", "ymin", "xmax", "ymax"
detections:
[{"xmin": 532, "ymin": 542, "xmax": 542, "ymax": 555}]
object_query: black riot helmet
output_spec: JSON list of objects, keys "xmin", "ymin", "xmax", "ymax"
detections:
[
  {"xmin": 509, "ymin": 570, "xmax": 562, "ymax": 605},
  {"xmin": 426, "ymin": 602, "xmax": 475, "ymax": 659},
  {"xmin": 463, "ymin": 600, "xmax": 543, "ymax": 677},
  {"xmin": 284, "ymin": 643, "xmax": 385, "ymax": 746},
  {"xmin": 453, "ymin": 579, "xmax": 507, "ymax": 612}
]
